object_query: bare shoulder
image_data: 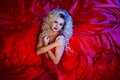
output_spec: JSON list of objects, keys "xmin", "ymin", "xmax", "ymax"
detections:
[
  {"xmin": 38, "ymin": 34, "xmax": 44, "ymax": 42},
  {"xmin": 37, "ymin": 33, "xmax": 43, "ymax": 48},
  {"xmin": 56, "ymin": 35, "xmax": 65, "ymax": 40},
  {"xmin": 38, "ymin": 33, "xmax": 42, "ymax": 39}
]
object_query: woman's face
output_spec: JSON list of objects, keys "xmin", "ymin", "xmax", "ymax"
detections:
[{"xmin": 51, "ymin": 17, "xmax": 65, "ymax": 32}]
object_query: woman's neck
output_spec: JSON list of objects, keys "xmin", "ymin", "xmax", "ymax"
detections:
[
  {"xmin": 49, "ymin": 31, "xmax": 60, "ymax": 37},
  {"xmin": 48, "ymin": 31, "xmax": 60, "ymax": 43}
]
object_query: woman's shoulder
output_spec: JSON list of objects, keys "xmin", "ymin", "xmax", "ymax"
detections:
[{"xmin": 56, "ymin": 34, "xmax": 65, "ymax": 40}]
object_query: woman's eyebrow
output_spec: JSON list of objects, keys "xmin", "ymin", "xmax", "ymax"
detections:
[
  {"xmin": 54, "ymin": 20, "xmax": 58, "ymax": 23},
  {"xmin": 60, "ymin": 23, "xmax": 63, "ymax": 25}
]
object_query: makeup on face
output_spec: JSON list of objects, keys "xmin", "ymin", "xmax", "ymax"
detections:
[{"xmin": 51, "ymin": 17, "xmax": 65, "ymax": 32}]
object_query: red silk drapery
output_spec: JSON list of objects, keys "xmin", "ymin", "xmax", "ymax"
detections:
[{"xmin": 0, "ymin": 0, "xmax": 120, "ymax": 80}]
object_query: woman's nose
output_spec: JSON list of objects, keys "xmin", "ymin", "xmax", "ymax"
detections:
[{"xmin": 56, "ymin": 24, "xmax": 58, "ymax": 27}]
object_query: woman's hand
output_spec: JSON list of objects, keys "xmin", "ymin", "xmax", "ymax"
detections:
[
  {"xmin": 43, "ymin": 36, "xmax": 50, "ymax": 46},
  {"xmin": 55, "ymin": 36, "xmax": 65, "ymax": 47}
]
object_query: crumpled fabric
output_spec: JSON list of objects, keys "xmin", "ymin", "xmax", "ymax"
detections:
[{"xmin": 0, "ymin": 0, "xmax": 120, "ymax": 80}]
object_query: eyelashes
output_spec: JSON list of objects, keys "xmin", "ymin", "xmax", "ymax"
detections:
[
  {"xmin": 53, "ymin": 21, "xmax": 63, "ymax": 26},
  {"xmin": 54, "ymin": 21, "xmax": 57, "ymax": 23},
  {"xmin": 60, "ymin": 23, "xmax": 63, "ymax": 26}
]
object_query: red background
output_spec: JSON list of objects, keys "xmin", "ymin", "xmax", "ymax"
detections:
[{"xmin": 0, "ymin": 0, "xmax": 120, "ymax": 80}]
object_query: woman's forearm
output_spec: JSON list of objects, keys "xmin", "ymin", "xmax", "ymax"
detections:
[
  {"xmin": 36, "ymin": 42, "xmax": 56, "ymax": 55},
  {"xmin": 47, "ymin": 50, "xmax": 58, "ymax": 64}
]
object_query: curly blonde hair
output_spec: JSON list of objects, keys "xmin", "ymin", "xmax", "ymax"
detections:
[{"xmin": 41, "ymin": 9, "xmax": 73, "ymax": 47}]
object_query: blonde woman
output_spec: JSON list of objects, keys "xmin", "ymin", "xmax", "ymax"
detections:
[{"xmin": 36, "ymin": 9, "xmax": 73, "ymax": 65}]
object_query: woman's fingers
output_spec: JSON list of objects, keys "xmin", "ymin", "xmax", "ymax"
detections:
[
  {"xmin": 44, "ymin": 36, "xmax": 50, "ymax": 40},
  {"xmin": 44, "ymin": 36, "xmax": 50, "ymax": 45}
]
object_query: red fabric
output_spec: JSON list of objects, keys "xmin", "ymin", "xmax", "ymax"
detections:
[{"xmin": 0, "ymin": 0, "xmax": 120, "ymax": 80}]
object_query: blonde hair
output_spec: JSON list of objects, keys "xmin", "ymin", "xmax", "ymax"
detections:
[{"xmin": 41, "ymin": 9, "xmax": 73, "ymax": 48}]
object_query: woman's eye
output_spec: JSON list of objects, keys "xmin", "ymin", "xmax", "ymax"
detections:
[
  {"xmin": 54, "ymin": 21, "xmax": 57, "ymax": 23},
  {"xmin": 60, "ymin": 23, "xmax": 63, "ymax": 26}
]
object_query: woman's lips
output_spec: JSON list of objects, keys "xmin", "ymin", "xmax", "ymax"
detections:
[{"xmin": 54, "ymin": 27, "xmax": 57, "ymax": 30}]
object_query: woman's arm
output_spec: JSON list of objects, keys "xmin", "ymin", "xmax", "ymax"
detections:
[
  {"xmin": 47, "ymin": 45, "xmax": 65, "ymax": 64},
  {"xmin": 37, "ymin": 35, "xmax": 58, "ymax": 55},
  {"xmin": 36, "ymin": 34, "xmax": 51, "ymax": 55},
  {"xmin": 37, "ymin": 34, "xmax": 43, "ymax": 48},
  {"xmin": 36, "ymin": 34, "xmax": 55, "ymax": 54},
  {"xmin": 37, "ymin": 35, "xmax": 65, "ymax": 55},
  {"xmin": 47, "ymin": 36, "xmax": 65, "ymax": 64},
  {"xmin": 37, "ymin": 42, "xmax": 57, "ymax": 55}
]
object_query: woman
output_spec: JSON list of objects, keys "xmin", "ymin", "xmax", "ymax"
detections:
[
  {"xmin": 35, "ymin": 9, "xmax": 73, "ymax": 80},
  {"xmin": 36, "ymin": 9, "xmax": 73, "ymax": 64}
]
